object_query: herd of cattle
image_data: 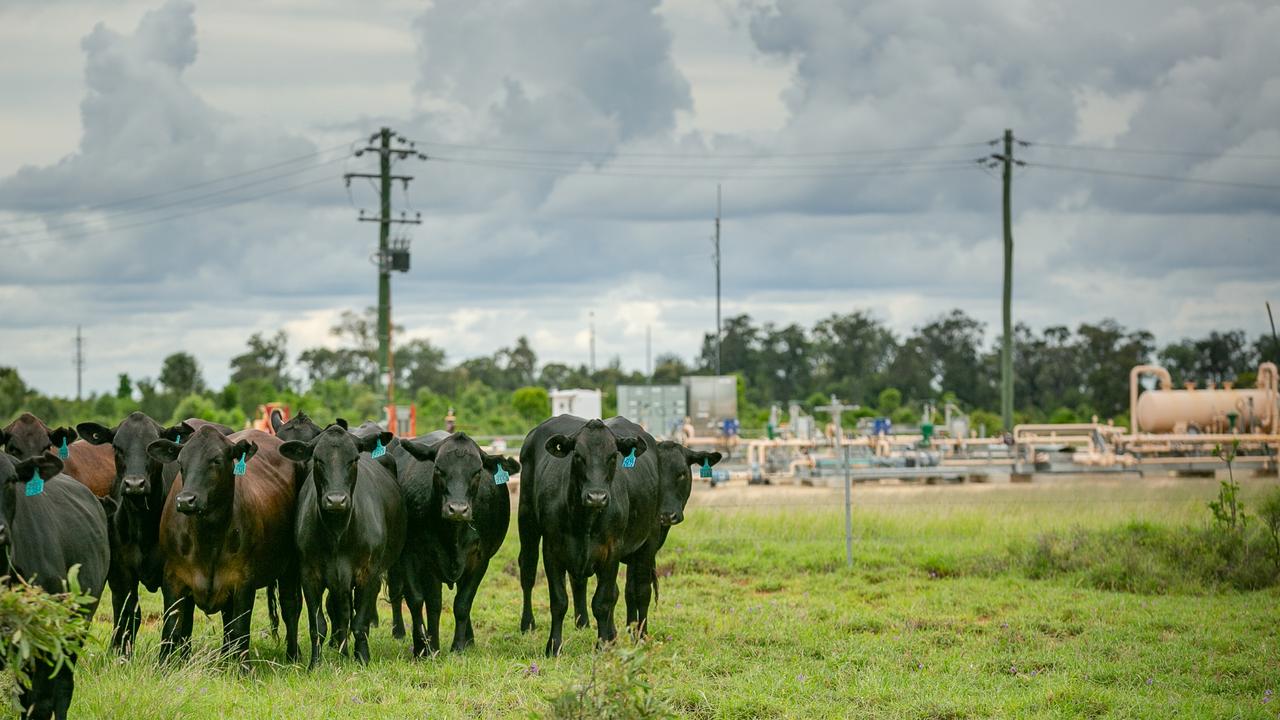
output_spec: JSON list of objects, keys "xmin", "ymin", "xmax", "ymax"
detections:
[{"xmin": 0, "ymin": 410, "xmax": 722, "ymax": 719}]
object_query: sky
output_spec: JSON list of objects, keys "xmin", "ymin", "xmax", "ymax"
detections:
[{"xmin": 1, "ymin": 0, "xmax": 1278, "ymax": 397}]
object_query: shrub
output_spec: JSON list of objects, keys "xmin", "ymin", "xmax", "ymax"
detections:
[
  {"xmin": 0, "ymin": 567, "xmax": 94, "ymax": 696},
  {"xmin": 542, "ymin": 642, "xmax": 675, "ymax": 719}
]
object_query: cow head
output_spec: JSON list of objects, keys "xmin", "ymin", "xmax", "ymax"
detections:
[
  {"xmin": 148, "ymin": 426, "xmax": 256, "ymax": 518},
  {"xmin": 280, "ymin": 425, "xmax": 389, "ymax": 520},
  {"xmin": 78, "ymin": 413, "xmax": 186, "ymax": 500},
  {"xmin": 2, "ymin": 413, "xmax": 77, "ymax": 462},
  {"xmin": 0, "ymin": 451, "xmax": 63, "ymax": 549},
  {"xmin": 274, "ymin": 411, "xmax": 329, "ymax": 443},
  {"xmin": 402, "ymin": 433, "xmax": 518, "ymax": 523},
  {"xmin": 545, "ymin": 419, "xmax": 646, "ymax": 511},
  {"xmin": 654, "ymin": 442, "xmax": 720, "ymax": 526}
]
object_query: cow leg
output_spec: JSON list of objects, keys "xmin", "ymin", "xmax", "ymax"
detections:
[
  {"xmin": 108, "ymin": 576, "xmax": 137, "ymax": 654},
  {"xmin": 277, "ymin": 569, "xmax": 302, "ymax": 663},
  {"xmin": 591, "ymin": 561, "xmax": 621, "ymax": 647},
  {"xmin": 159, "ymin": 590, "xmax": 194, "ymax": 662},
  {"xmin": 303, "ymin": 582, "xmax": 324, "ymax": 670},
  {"xmin": 543, "ymin": 549, "xmax": 568, "ymax": 657},
  {"xmin": 570, "ymin": 574, "xmax": 590, "ymax": 629},
  {"xmin": 518, "ymin": 512, "xmax": 540, "ymax": 633},
  {"xmin": 623, "ymin": 562, "xmax": 640, "ymax": 628},
  {"xmin": 19, "ymin": 658, "xmax": 56, "ymax": 720},
  {"xmin": 387, "ymin": 565, "xmax": 406, "ymax": 639},
  {"xmin": 450, "ymin": 559, "xmax": 489, "ymax": 652},
  {"xmin": 229, "ymin": 588, "xmax": 256, "ymax": 668},
  {"xmin": 351, "ymin": 581, "xmax": 378, "ymax": 665},
  {"xmin": 51, "ymin": 655, "xmax": 76, "ymax": 720},
  {"xmin": 221, "ymin": 607, "xmax": 237, "ymax": 657},
  {"xmin": 626, "ymin": 553, "xmax": 656, "ymax": 638},
  {"xmin": 407, "ymin": 598, "xmax": 428, "ymax": 659},
  {"xmin": 424, "ymin": 578, "xmax": 443, "ymax": 656},
  {"xmin": 326, "ymin": 586, "xmax": 351, "ymax": 657}
]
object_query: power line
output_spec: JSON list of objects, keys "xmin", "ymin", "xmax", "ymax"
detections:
[
  {"xmin": 0, "ymin": 140, "xmax": 355, "ymax": 227},
  {"xmin": 0, "ymin": 174, "xmax": 337, "ymax": 249},
  {"xmin": 1025, "ymin": 140, "xmax": 1280, "ymax": 162},
  {"xmin": 0, "ymin": 153, "xmax": 351, "ymax": 240},
  {"xmin": 430, "ymin": 155, "xmax": 983, "ymax": 181},
  {"xmin": 1023, "ymin": 160, "xmax": 1280, "ymax": 191},
  {"xmin": 405, "ymin": 137, "xmax": 992, "ymax": 160}
]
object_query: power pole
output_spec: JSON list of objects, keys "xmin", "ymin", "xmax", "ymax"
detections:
[
  {"xmin": 73, "ymin": 326, "xmax": 84, "ymax": 401},
  {"xmin": 589, "ymin": 311, "xmax": 596, "ymax": 373},
  {"xmin": 347, "ymin": 127, "xmax": 425, "ymax": 410},
  {"xmin": 645, "ymin": 324, "xmax": 652, "ymax": 382},
  {"xmin": 714, "ymin": 184, "xmax": 722, "ymax": 377},
  {"xmin": 990, "ymin": 129, "xmax": 1024, "ymax": 433}
]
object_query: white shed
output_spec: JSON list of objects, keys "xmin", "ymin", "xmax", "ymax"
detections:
[{"xmin": 550, "ymin": 388, "xmax": 603, "ymax": 420}]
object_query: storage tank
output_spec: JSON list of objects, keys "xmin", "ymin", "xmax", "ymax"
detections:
[
  {"xmin": 1131, "ymin": 363, "xmax": 1277, "ymax": 433},
  {"xmin": 682, "ymin": 375, "xmax": 737, "ymax": 431}
]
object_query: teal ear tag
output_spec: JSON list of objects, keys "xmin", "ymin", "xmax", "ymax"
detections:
[
  {"xmin": 371, "ymin": 438, "xmax": 387, "ymax": 459},
  {"xmin": 493, "ymin": 466, "xmax": 510, "ymax": 485},
  {"xmin": 58, "ymin": 438, "xmax": 69, "ymax": 460},
  {"xmin": 25, "ymin": 470, "xmax": 44, "ymax": 497},
  {"xmin": 622, "ymin": 449, "xmax": 636, "ymax": 469},
  {"xmin": 233, "ymin": 452, "xmax": 248, "ymax": 476},
  {"xmin": 699, "ymin": 459, "xmax": 712, "ymax": 479},
  {"xmin": 174, "ymin": 434, "xmax": 182, "ymax": 445}
]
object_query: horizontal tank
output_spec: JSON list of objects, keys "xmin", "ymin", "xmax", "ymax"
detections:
[{"xmin": 1135, "ymin": 388, "xmax": 1276, "ymax": 433}]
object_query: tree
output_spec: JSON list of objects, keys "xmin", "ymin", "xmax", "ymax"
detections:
[
  {"xmin": 229, "ymin": 331, "xmax": 290, "ymax": 391},
  {"xmin": 0, "ymin": 367, "xmax": 29, "ymax": 420},
  {"xmin": 511, "ymin": 386, "xmax": 550, "ymax": 423},
  {"xmin": 911, "ymin": 310, "xmax": 991, "ymax": 408},
  {"xmin": 498, "ymin": 336, "xmax": 538, "ymax": 390},
  {"xmin": 812, "ymin": 310, "xmax": 896, "ymax": 406},
  {"xmin": 1075, "ymin": 320, "xmax": 1154, "ymax": 418},
  {"xmin": 877, "ymin": 387, "xmax": 902, "ymax": 414},
  {"xmin": 158, "ymin": 353, "xmax": 204, "ymax": 396},
  {"xmin": 398, "ymin": 338, "xmax": 449, "ymax": 394},
  {"xmin": 650, "ymin": 354, "xmax": 689, "ymax": 385},
  {"xmin": 115, "ymin": 373, "xmax": 132, "ymax": 400}
]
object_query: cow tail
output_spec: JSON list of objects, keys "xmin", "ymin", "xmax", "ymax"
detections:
[{"xmin": 267, "ymin": 582, "xmax": 280, "ymax": 640}]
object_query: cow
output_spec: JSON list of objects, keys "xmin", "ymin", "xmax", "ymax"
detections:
[
  {"xmin": 271, "ymin": 411, "xmax": 338, "ymax": 443},
  {"xmin": 518, "ymin": 416, "xmax": 655, "ymax": 656},
  {"xmin": 281, "ymin": 425, "xmax": 405, "ymax": 667},
  {"xmin": 147, "ymin": 426, "xmax": 301, "ymax": 664},
  {"xmin": 75, "ymin": 412, "xmax": 184, "ymax": 654},
  {"xmin": 0, "ymin": 451, "xmax": 109, "ymax": 720},
  {"xmin": 2, "ymin": 412, "xmax": 77, "ymax": 462},
  {"xmin": 60, "ymin": 417, "xmax": 232, "ymax": 500},
  {"xmin": 396, "ymin": 432, "xmax": 517, "ymax": 655}
]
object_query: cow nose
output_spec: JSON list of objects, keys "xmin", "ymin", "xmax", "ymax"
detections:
[
  {"xmin": 122, "ymin": 475, "xmax": 147, "ymax": 495},
  {"xmin": 444, "ymin": 501, "xmax": 472, "ymax": 522},
  {"xmin": 175, "ymin": 493, "xmax": 200, "ymax": 514},
  {"xmin": 583, "ymin": 490, "xmax": 609, "ymax": 508},
  {"xmin": 659, "ymin": 511, "xmax": 683, "ymax": 526},
  {"xmin": 322, "ymin": 493, "xmax": 351, "ymax": 512}
]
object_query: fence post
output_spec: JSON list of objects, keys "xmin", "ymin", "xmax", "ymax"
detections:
[{"xmin": 843, "ymin": 441, "xmax": 853, "ymax": 568}]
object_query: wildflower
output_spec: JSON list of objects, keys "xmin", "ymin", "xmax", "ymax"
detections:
[{"xmin": 796, "ymin": 674, "xmax": 807, "ymax": 683}]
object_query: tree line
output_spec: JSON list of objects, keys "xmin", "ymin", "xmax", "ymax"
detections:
[{"xmin": 2, "ymin": 307, "xmax": 1274, "ymax": 436}]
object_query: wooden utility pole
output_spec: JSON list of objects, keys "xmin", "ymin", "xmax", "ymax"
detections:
[
  {"xmin": 347, "ymin": 127, "xmax": 425, "ymax": 408},
  {"xmin": 992, "ymin": 129, "xmax": 1022, "ymax": 432}
]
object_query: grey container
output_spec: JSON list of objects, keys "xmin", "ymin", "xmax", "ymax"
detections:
[
  {"xmin": 682, "ymin": 375, "xmax": 738, "ymax": 433},
  {"xmin": 616, "ymin": 384, "xmax": 688, "ymax": 439}
]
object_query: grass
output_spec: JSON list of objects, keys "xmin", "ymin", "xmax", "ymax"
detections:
[{"xmin": 34, "ymin": 476, "xmax": 1280, "ymax": 718}]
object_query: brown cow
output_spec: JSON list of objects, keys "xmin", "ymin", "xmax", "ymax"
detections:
[
  {"xmin": 147, "ymin": 426, "xmax": 301, "ymax": 664},
  {"xmin": 61, "ymin": 441, "xmax": 115, "ymax": 497},
  {"xmin": 1, "ymin": 412, "xmax": 76, "ymax": 461}
]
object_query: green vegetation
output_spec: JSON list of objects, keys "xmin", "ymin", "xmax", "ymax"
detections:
[
  {"xmin": 1, "ymin": 567, "xmax": 95, "ymax": 697},
  {"xmin": 2, "ymin": 308, "xmax": 1275, "ymax": 436},
  {"xmin": 43, "ymin": 477, "xmax": 1279, "ymax": 718}
]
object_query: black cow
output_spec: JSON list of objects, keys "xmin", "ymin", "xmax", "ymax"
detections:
[
  {"xmin": 75, "ymin": 413, "xmax": 183, "ymax": 654},
  {"xmin": 2, "ymin": 412, "xmax": 77, "ymax": 462},
  {"xmin": 272, "ymin": 412, "xmax": 340, "ymax": 443},
  {"xmin": 0, "ymin": 451, "xmax": 109, "ymax": 720},
  {"xmin": 397, "ymin": 432, "xmax": 517, "ymax": 655},
  {"xmin": 518, "ymin": 416, "xmax": 655, "ymax": 656},
  {"xmin": 148, "ymin": 427, "xmax": 301, "ymax": 664},
  {"xmin": 281, "ymin": 426, "xmax": 406, "ymax": 667}
]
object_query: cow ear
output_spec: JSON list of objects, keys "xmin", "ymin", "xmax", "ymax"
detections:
[
  {"xmin": 270, "ymin": 410, "xmax": 285, "ymax": 432},
  {"xmin": 77, "ymin": 422, "xmax": 116, "ymax": 446},
  {"xmin": 14, "ymin": 452, "xmax": 62, "ymax": 482},
  {"xmin": 49, "ymin": 426, "xmax": 78, "ymax": 448},
  {"xmin": 279, "ymin": 440, "xmax": 314, "ymax": 463},
  {"xmin": 160, "ymin": 421, "xmax": 194, "ymax": 444},
  {"xmin": 545, "ymin": 435, "xmax": 574, "ymax": 458},
  {"xmin": 356, "ymin": 431, "xmax": 394, "ymax": 454},
  {"xmin": 146, "ymin": 439, "xmax": 181, "ymax": 464},
  {"xmin": 400, "ymin": 438, "xmax": 439, "ymax": 463},
  {"xmin": 230, "ymin": 440, "xmax": 259, "ymax": 464},
  {"xmin": 616, "ymin": 436, "xmax": 647, "ymax": 458},
  {"xmin": 686, "ymin": 449, "xmax": 722, "ymax": 467},
  {"xmin": 482, "ymin": 453, "xmax": 520, "ymax": 475},
  {"xmin": 334, "ymin": 418, "xmax": 350, "ymax": 431},
  {"xmin": 99, "ymin": 495, "xmax": 120, "ymax": 520}
]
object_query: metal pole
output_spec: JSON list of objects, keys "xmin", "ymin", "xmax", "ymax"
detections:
[
  {"xmin": 377, "ymin": 127, "xmax": 392, "ymax": 396},
  {"xmin": 843, "ymin": 440, "xmax": 853, "ymax": 568},
  {"xmin": 1000, "ymin": 128, "xmax": 1014, "ymax": 432},
  {"xmin": 715, "ymin": 184, "xmax": 722, "ymax": 376}
]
